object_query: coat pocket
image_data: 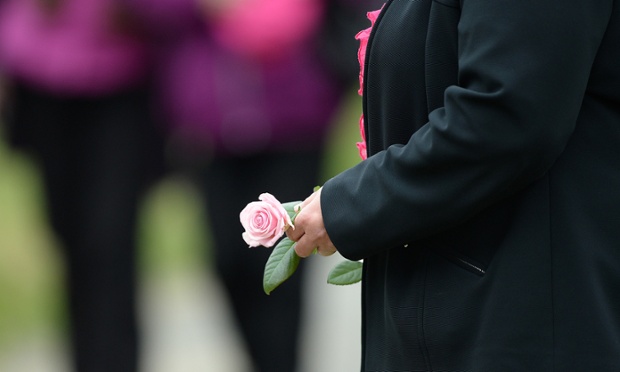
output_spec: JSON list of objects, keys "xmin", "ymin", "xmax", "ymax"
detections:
[
  {"xmin": 424, "ymin": 193, "xmax": 520, "ymax": 277},
  {"xmin": 437, "ymin": 248, "xmax": 487, "ymax": 276}
]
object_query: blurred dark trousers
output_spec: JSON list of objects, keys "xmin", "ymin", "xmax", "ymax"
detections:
[
  {"xmin": 4, "ymin": 82, "xmax": 164, "ymax": 372},
  {"xmin": 203, "ymin": 148, "xmax": 323, "ymax": 372}
]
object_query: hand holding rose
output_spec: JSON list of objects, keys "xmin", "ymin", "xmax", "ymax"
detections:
[
  {"xmin": 285, "ymin": 188, "xmax": 337, "ymax": 258},
  {"xmin": 240, "ymin": 191, "xmax": 360, "ymax": 294}
]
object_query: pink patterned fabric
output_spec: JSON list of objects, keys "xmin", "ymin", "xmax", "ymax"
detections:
[
  {"xmin": 355, "ymin": 6, "xmax": 383, "ymax": 160},
  {"xmin": 356, "ymin": 114, "xmax": 368, "ymax": 161}
]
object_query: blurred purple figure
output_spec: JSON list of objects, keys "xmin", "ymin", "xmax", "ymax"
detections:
[
  {"xmin": 0, "ymin": 1, "xmax": 164, "ymax": 371},
  {"xmin": 136, "ymin": 0, "xmax": 382, "ymax": 371}
]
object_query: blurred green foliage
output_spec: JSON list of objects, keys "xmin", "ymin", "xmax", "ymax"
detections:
[{"xmin": 0, "ymin": 133, "xmax": 66, "ymax": 347}]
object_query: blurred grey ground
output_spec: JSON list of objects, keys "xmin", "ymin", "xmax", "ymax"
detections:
[{"xmin": 0, "ymin": 259, "xmax": 361, "ymax": 372}]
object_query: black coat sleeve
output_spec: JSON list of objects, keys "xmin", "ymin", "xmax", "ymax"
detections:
[{"xmin": 321, "ymin": 0, "xmax": 612, "ymax": 261}]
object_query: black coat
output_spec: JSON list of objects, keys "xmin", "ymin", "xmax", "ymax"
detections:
[{"xmin": 321, "ymin": 0, "xmax": 620, "ymax": 370}]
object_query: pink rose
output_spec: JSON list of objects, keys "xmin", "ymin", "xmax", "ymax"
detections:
[{"xmin": 240, "ymin": 193, "xmax": 293, "ymax": 248}]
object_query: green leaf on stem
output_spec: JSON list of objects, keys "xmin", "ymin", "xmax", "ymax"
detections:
[
  {"xmin": 263, "ymin": 237, "xmax": 300, "ymax": 295},
  {"xmin": 327, "ymin": 260, "xmax": 363, "ymax": 286}
]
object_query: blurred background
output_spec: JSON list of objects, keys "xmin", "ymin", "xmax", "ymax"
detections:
[
  {"xmin": 0, "ymin": 0, "xmax": 378, "ymax": 371},
  {"xmin": 0, "ymin": 91, "xmax": 364, "ymax": 372}
]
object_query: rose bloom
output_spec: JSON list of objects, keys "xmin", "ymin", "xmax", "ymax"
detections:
[{"xmin": 240, "ymin": 193, "xmax": 293, "ymax": 247}]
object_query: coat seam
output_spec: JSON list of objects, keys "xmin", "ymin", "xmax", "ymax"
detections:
[
  {"xmin": 419, "ymin": 250, "xmax": 433, "ymax": 370},
  {"xmin": 548, "ymin": 174, "xmax": 555, "ymax": 371}
]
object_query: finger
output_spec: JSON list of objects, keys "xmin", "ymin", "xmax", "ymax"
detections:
[
  {"xmin": 293, "ymin": 235, "xmax": 315, "ymax": 258},
  {"xmin": 286, "ymin": 207, "xmax": 307, "ymax": 241},
  {"xmin": 286, "ymin": 224, "xmax": 303, "ymax": 242},
  {"xmin": 295, "ymin": 190, "xmax": 319, "ymax": 213}
]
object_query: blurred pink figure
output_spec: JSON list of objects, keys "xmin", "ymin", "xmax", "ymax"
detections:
[{"xmin": 0, "ymin": 1, "xmax": 164, "ymax": 371}]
